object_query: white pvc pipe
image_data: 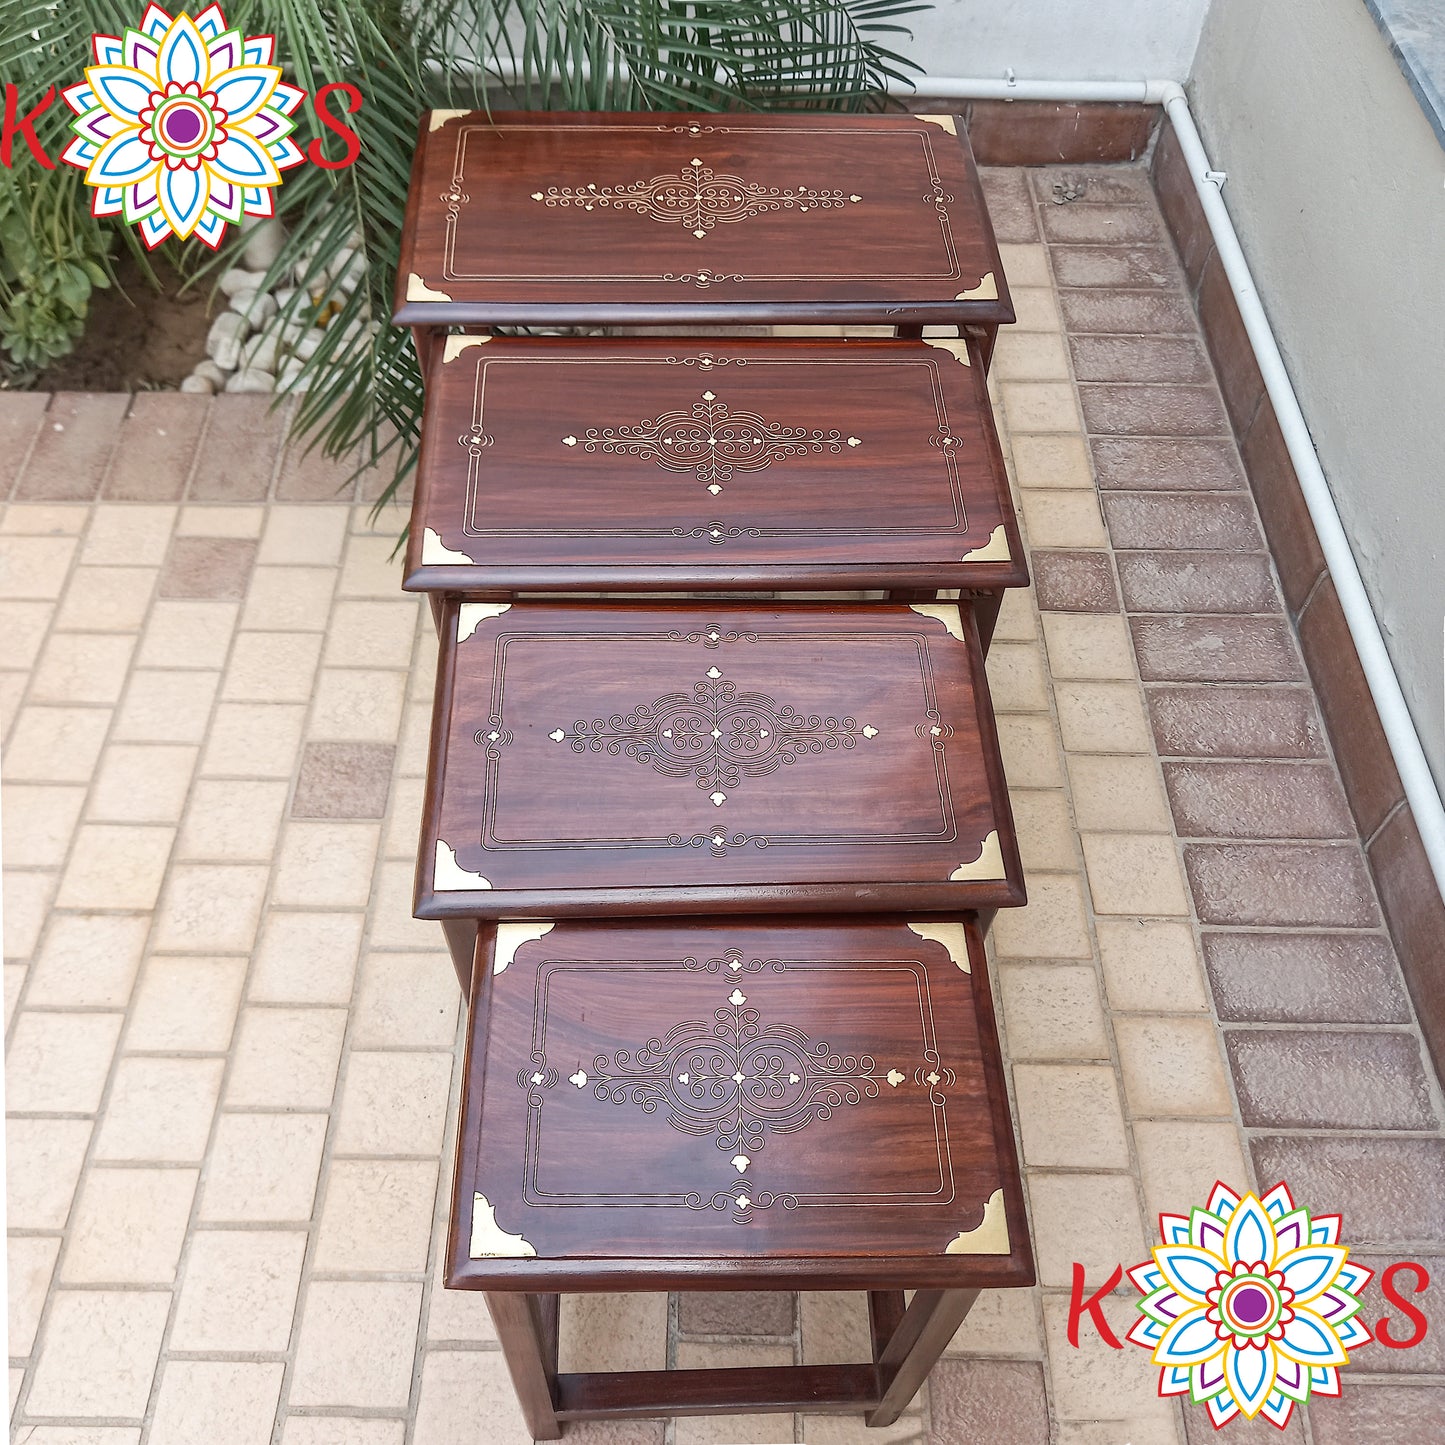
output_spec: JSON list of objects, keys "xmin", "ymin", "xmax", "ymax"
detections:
[{"xmin": 889, "ymin": 73, "xmax": 1445, "ymax": 898}]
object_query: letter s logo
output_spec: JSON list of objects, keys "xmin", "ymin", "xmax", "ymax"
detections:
[{"xmin": 307, "ymin": 82, "xmax": 362, "ymax": 170}]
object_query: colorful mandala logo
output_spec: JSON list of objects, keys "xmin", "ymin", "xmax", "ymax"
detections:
[
  {"xmin": 1127, "ymin": 1181, "xmax": 1372, "ymax": 1430},
  {"xmin": 59, "ymin": 4, "xmax": 305, "ymax": 249}
]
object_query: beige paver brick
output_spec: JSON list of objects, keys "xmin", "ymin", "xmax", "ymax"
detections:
[
  {"xmin": 1081, "ymin": 833, "xmax": 1191, "ymax": 916},
  {"xmin": 176, "ymin": 504, "xmax": 265, "ymax": 538},
  {"xmin": 6, "ymin": 1010, "xmax": 123, "ymax": 1112},
  {"xmin": 8, "ymin": 1233, "xmax": 60, "ymax": 1357},
  {"xmin": 308, "ymin": 668, "xmax": 408, "ymax": 742},
  {"xmin": 1002, "ymin": 382, "xmax": 1080, "ymax": 434},
  {"xmin": 396, "ymin": 702, "xmax": 434, "ymax": 777},
  {"xmin": 1095, "ymin": 919, "xmax": 1210, "ymax": 1014},
  {"xmin": 998, "ymin": 963, "xmax": 1110, "ymax": 1060},
  {"xmin": 800, "ymin": 1291, "xmax": 868, "ymax": 1365},
  {"xmin": 998, "ymin": 242, "xmax": 1051, "ymax": 286},
  {"xmin": 222, "ymin": 630, "xmax": 322, "ymax": 702},
  {"xmin": 1010, "ymin": 789, "xmax": 1079, "ymax": 872},
  {"xmin": 226, "ymin": 1008, "xmax": 347, "ymax": 1109},
  {"xmin": 176, "ymin": 778, "xmax": 289, "ymax": 861},
  {"xmin": 559, "ymin": 1292, "xmax": 669, "ymax": 1373},
  {"xmin": 323, "ymin": 600, "xmax": 420, "ymax": 669},
  {"xmin": 383, "ymin": 774, "xmax": 426, "ymax": 859},
  {"xmin": 271, "ymin": 821, "xmax": 380, "ymax": 908},
  {"xmin": 249, "ymin": 909, "xmax": 365, "ymax": 1004},
  {"xmin": 113, "ymin": 669, "xmax": 218, "ymax": 743},
  {"xmin": 1041, "ymin": 612, "xmax": 1137, "ymax": 680},
  {"xmin": 5, "ymin": 705, "xmax": 113, "ymax": 781},
  {"xmin": 81, "ymin": 506, "xmax": 176, "ymax": 566},
  {"xmin": 1009, "ymin": 285, "xmax": 1063, "ymax": 332},
  {"xmin": 1042, "ymin": 1293, "xmax": 1178, "ymax": 1428},
  {"xmin": 996, "ymin": 714, "xmax": 1065, "ymax": 789},
  {"xmin": 200, "ymin": 1112, "xmax": 328, "ymax": 1222},
  {"xmin": 993, "ymin": 330, "xmax": 1071, "ymax": 381},
  {"xmin": 93, "ymin": 1057, "xmax": 224, "ymax": 1162},
  {"xmin": 1114, "ymin": 1016, "xmax": 1235, "ymax": 1118},
  {"xmin": 312, "ymin": 1159, "xmax": 438, "ymax": 1273},
  {"xmin": 985, "ymin": 641, "xmax": 1051, "ymax": 712},
  {"xmin": 289, "ymin": 1280, "xmax": 423, "ymax": 1408},
  {"xmin": 1012, "ymin": 1064, "xmax": 1131, "ymax": 1170},
  {"xmin": 61, "ymin": 1166, "xmax": 198, "ymax": 1284},
  {"xmin": 201, "ymin": 701, "xmax": 306, "ymax": 776},
  {"xmin": 1067, "ymin": 753, "xmax": 1173, "ymax": 833},
  {"xmin": 1020, "ymin": 488, "xmax": 1109, "ymax": 548},
  {"xmin": 170, "ymin": 1230, "xmax": 307, "ymax": 1352},
  {"xmin": 2, "ymin": 782, "xmax": 86, "ymax": 867},
  {"xmin": 1053, "ymin": 680, "xmax": 1153, "ymax": 754},
  {"xmin": 945, "ymin": 1285, "xmax": 1043, "ymax": 1357},
  {"xmin": 25, "ymin": 1288, "xmax": 170, "ymax": 1417},
  {"xmin": 88, "ymin": 743, "xmax": 197, "ymax": 822},
  {"xmin": 0, "ymin": 599, "xmax": 56, "ymax": 666},
  {"xmin": 54, "ymin": 823, "xmax": 174, "ymax": 910},
  {"xmin": 1133, "ymin": 1120, "xmax": 1252, "ymax": 1223},
  {"xmin": 151, "ymin": 863, "xmax": 269, "ymax": 952},
  {"xmin": 0, "ymin": 535, "xmax": 77, "ymax": 597},
  {"xmin": 366, "ymin": 860, "xmax": 450, "ymax": 952},
  {"xmin": 0, "ymin": 672, "xmax": 28, "ymax": 738},
  {"xmin": 0, "ymin": 501, "xmax": 88, "ymax": 535},
  {"xmin": 29, "ymin": 632, "xmax": 136, "ymax": 704},
  {"xmin": 424, "ymin": 1249, "xmax": 498, "ymax": 1343},
  {"xmin": 413, "ymin": 1348, "xmax": 532, "ymax": 1445},
  {"xmin": 135, "ymin": 598, "xmax": 238, "ymax": 668},
  {"xmin": 257, "ymin": 506, "xmax": 349, "ymax": 567},
  {"xmin": 1027, "ymin": 1172, "xmax": 1148, "ymax": 1288},
  {"xmin": 125, "ymin": 954, "xmax": 245, "ymax": 1052},
  {"xmin": 991, "ymin": 873, "xmax": 1093, "ymax": 959},
  {"xmin": 338, "ymin": 534, "xmax": 406, "ymax": 597},
  {"xmin": 282, "ymin": 1421, "xmax": 406, "ymax": 1445},
  {"xmin": 6, "ymin": 1117, "xmax": 93, "ymax": 1229},
  {"xmin": 54, "ymin": 564, "xmax": 156, "ymax": 632},
  {"xmin": 3, "ymin": 867, "xmax": 54, "ymax": 958},
  {"xmin": 333, "ymin": 1050, "xmax": 453, "ymax": 1156},
  {"xmin": 149, "ymin": 1361, "xmax": 285, "ymax": 1445},
  {"xmin": 240, "ymin": 564, "xmax": 337, "ymax": 630}
]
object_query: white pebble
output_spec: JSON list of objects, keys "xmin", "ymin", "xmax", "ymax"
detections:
[
  {"xmin": 179, "ymin": 374, "xmax": 215, "ymax": 394},
  {"xmin": 219, "ymin": 266, "xmax": 265, "ymax": 297},
  {"xmin": 224, "ymin": 368, "xmax": 276, "ymax": 394},
  {"xmin": 276, "ymin": 360, "xmax": 311, "ymax": 393},
  {"xmin": 191, "ymin": 359, "xmax": 228, "ymax": 387},
  {"xmin": 230, "ymin": 289, "xmax": 277, "ymax": 326},
  {"xmin": 241, "ymin": 333, "xmax": 281, "ymax": 373},
  {"xmin": 206, "ymin": 311, "xmax": 250, "ymax": 370},
  {"xmin": 240, "ymin": 217, "xmax": 284, "ymax": 271}
]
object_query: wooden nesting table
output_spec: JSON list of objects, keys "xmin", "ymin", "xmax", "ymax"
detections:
[
  {"xmin": 406, "ymin": 334, "xmax": 1026, "ymax": 631},
  {"xmin": 395, "ymin": 110, "xmax": 1012, "ymax": 358},
  {"xmin": 449, "ymin": 916, "xmax": 1033, "ymax": 1438},
  {"xmin": 418, "ymin": 599, "xmax": 1022, "ymax": 975}
]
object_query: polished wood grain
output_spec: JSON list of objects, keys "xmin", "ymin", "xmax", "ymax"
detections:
[
  {"xmin": 394, "ymin": 111, "xmax": 1012, "ymax": 329},
  {"xmin": 416, "ymin": 600, "xmax": 1024, "ymax": 919},
  {"xmin": 406, "ymin": 335, "xmax": 1026, "ymax": 598},
  {"xmin": 448, "ymin": 915, "xmax": 1033, "ymax": 1291}
]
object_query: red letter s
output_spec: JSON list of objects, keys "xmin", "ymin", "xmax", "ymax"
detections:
[
  {"xmin": 307, "ymin": 82, "xmax": 362, "ymax": 170},
  {"xmin": 1068, "ymin": 1263, "xmax": 1124, "ymax": 1348},
  {"xmin": 1377, "ymin": 1262, "xmax": 1430, "ymax": 1349},
  {"xmin": 3, "ymin": 83, "xmax": 56, "ymax": 169}
]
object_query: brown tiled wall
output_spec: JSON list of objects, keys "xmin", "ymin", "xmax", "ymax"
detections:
[{"xmin": 1150, "ymin": 123, "xmax": 1445, "ymax": 1073}]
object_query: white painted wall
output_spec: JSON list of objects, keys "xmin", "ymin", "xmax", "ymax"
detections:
[
  {"xmin": 1189, "ymin": 0, "xmax": 1445, "ymax": 790},
  {"xmin": 897, "ymin": 0, "xmax": 1209, "ymax": 83}
]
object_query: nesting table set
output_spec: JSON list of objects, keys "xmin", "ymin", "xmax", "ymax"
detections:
[{"xmin": 395, "ymin": 111, "xmax": 1035, "ymax": 1437}]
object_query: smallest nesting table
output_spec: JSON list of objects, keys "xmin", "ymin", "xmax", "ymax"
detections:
[{"xmin": 447, "ymin": 915, "xmax": 1033, "ymax": 1438}]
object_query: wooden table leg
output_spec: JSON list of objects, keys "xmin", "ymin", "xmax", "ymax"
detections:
[
  {"xmin": 441, "ymin": 917, "xmax": 479, "ymax": 993},
  {"xmin": 972, "ymin": 590, "xmax": 1004, "ymax": 652},
  {"xmin": 867, "ymin": 1287, "xmax": 980, "ymax": 1427},
  {"xmin": 486, "ymin": 1291, "xmax": 564, "ymax": 1440}
]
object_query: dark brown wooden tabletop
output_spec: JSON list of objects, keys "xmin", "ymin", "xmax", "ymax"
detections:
[
  {"xmin": 406, "ymin": 334, "xmax": 1026, "ymax": 595},
  {"xmin": 417, "ymin": 600, "xmax": 1023, "ymax": 919},
  {"xmin": 395, "ymin": 111, "xmax": 1012, "ymax": 328},
  {"xmin": 448, "ymin": 916, "xmax": 1032, "ymax": 1291}
]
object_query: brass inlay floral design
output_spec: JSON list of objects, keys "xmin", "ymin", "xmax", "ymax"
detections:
[
  {"xmin": 531, "ymin": 158, "xmax": 860, "ymax": 239},
  {"xmin": 543, "ymin": 985, "xmax": 917, "ymax": 1157},
  {"xmin": 549, "ymin": 671, "xmax": 876, "ymax": 798},
  {"xmin": 563, "ymin": 390, "xmax": 851, "ymax": 495}
]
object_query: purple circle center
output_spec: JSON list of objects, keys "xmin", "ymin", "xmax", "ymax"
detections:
[
  {"xmin": 163, "ymin": 106, "xmax": 203, "ymax": 146},
  {"xmin": 1231, "ymin": 1286, "xmax": 1271, "ymax": 1325}
]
